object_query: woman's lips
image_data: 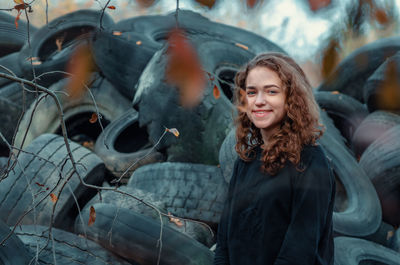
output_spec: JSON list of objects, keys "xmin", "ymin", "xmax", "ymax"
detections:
[{"xmin": 252, "ymin": 110, "xmax": 272, "ymax": 117}]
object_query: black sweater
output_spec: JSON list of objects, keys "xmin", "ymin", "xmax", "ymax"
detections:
[{"xmin": 214, "ymin": 144, "xmax": 335, "ymax": 265}]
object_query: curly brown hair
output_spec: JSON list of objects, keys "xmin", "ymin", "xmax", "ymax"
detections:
[{"xmin": 234, "ymin": 52, "xmax": 324, "ymax": 175}]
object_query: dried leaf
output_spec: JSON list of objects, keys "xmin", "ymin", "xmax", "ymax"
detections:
[
  {"xmin": 165, "ymin": 127, "xmax": 180, "ymax": 138},
  {"xmin": 308, "ymin": 0, "xmax": 331, "ymax": 11},
  {"xmin": 168, "ymin": 212, "xmax": 183, "ymax": 227},
  {"xmin": 113, "ymin": 31, "xmax": 122, "ymax": 36},
  {"xmin": 88, "ymin": 206, "xmax": 96, "ymax": 226},
  {"xmin": 14, "ymin": 3, "xmax": 29, "ymax": 11},
  {"xmin": 107, "ymin": 5, "xmax": 116, "ymax": 9},
  {"xmin": 166, "ymin": 29, "xmax": 206, "ymax": 108},
  {"xmin": 35, "ymin": 182, "xmax": 45, "ymax": 187},
  {"xmin": 378, "ymin": 60, "xmax": 400, "ymax": 110},
  {"xmin": 194, "ymin": 0, "xmax": 217, "ymax": 9},
  {"xmin": 207, "ymin": 72, "xmax": 215, "ymax": 81},
  {"xmin": 321, "ymin": 39, "xmax": 339, "ymax": 79},
  {"xmin": 331, "ymin": 91, "xmax": 340, "ymax": 95},
  {"xmin": 14, "ymin": 11, "xmax": 21, "ymax": 29},
  {"xmin": 55, "ymin": 37, "xmax": 64, "ymax": 51},
  {"xmin": 136, "ymin": 0, "xmax": 156, "ymax": 8},
  {"xmin": 50, "ymin": 193, "xmax": 58, "ymax": 203},
  {"xmin": 82, "ymin": 141, "xmax": 94, "ymax": 149},
  {"xmin": 235, "ymin": 43, "xmax": 249, "ymax": 50},
  {"xmin": 89, "ymin": 113, "xmax": 98, "ymax": 123},
  {"xmin": 66, "ymin": 44, "xmax": 94, "ymax": 99},
  {"xmin": 373, "ymin": 8, "xmax": 389, "ymax": 25},
  {"xmin": 136, "ymin": 40, "xmax": 142, "ymax": 45},
  {"xmin": 387, "ymin": 230, "xmax": 394, "ymax": 240},
  {"xmin": 246, "ymin": 0, "xmax": 258, "ymax": 8},
  {"xmin": 213, "ymin": 85, "xmax": 220, "ymax": 99},
  {"xmin": 14, "ymin": 0, "xmax": 24, "ymax": 4}
]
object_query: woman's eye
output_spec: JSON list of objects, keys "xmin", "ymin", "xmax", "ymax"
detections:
[
  {"xmin": 267, "ymin": 90, "xmax": 277, "ymax": 94},
  {"xmin": 246, "ymin": 91, "xmax": 256, "ymax": 95}
]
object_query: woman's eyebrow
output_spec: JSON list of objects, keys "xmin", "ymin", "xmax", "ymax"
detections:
[{"xmin": 245, "ymin": 84, "xmax": 281, "ymax": 89}]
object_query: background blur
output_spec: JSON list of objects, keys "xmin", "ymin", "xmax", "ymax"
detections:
[{"xmin": 3, "ymin": 0, "xmax": 400, "ymax": 86}]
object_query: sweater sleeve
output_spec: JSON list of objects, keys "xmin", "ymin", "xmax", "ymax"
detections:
[
  {"xmin": 213, "ymin": 159, "xmax": 240, "ymax": 265},
  {"xmin": 273, "ymin": 149, "xmax": 335, "ymax": 265}
]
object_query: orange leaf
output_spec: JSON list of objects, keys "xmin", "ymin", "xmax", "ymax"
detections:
[
  {"xmin": 373, "ymin": 8, "xmax": 389, "ymax": 25},
  {"xmin": 213, "ymin": 85, "xmax": 220, "ymax": 99},
  {"xmin": 14, "ymin": 11, "xmax": 21, "ymax": 29},
  {"xmin": 194, "ymin": 0, "xmax": 217, "ymax": 9},
  {"xmin": 321, "ymin": 39, "xmax": 339, "ymax": 79},
  {"xmin": 89, "ymin": 113, "xmax": 98, "ymax": 123},
  {"xmin": 168, "ymin": 212, "xmax": 183, "ymax": 227},
  {"xmin": 308, "ymin": 0, "xmax": 331, "ymax": 11},
  {"xmin": 107, "ymin": 5, "xmax": 116, "ymax": 9},
  {"xmin": 165, "ymin": 127, "xmax": 180, "ymax": 138},
  {"xmin": 235, "ymin": 43, "xmax": 249, "ymax": 50},
  {"xmin": 166, "ymin": 29, "xmax": 206, "ymax": 108},
  {"xmin": 88, "ymin": 206, "xmax": 96, "ymax": 226},
  {"xmin": 136, "ymin": 0, "xmax": 156, "ymax": 8},
  {"xmin": 50, "ymin": 193, "xmax": 58, "ymax": 203},
  {"xmin": 82, "ymin": 141, "xmax": 94, "ymax": 149},
  {"xmin": 14, "ymin": 3, "xmax": 29, "ymax": 11},
  {"xmin": 14, "ymin": 0, "xmax": 25, "ymax": 3},
  {"xmin": 246, "ymin": 0, "xmax": 258, "ymax": 8},
  {"xmin": 136, "ymin": 40, "xmax": 142, "ymax": 45},
  {"xmin": 66, "ymin": 44, "xmax": 94, "ymax": 99},
  {"xmin": 112, "ymin": 31, "xmax": 122, "ymax": 36},
  {"xmin": 331, "ymin": 91, "xmax": 340, "ymax": 95},
  {"xmin": 377, "ymin": 60, "xmax": 400, "ymax": 110}
]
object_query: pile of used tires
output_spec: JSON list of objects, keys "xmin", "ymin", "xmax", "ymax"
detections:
[{"xmin": 0, "ymin": 8, "xmax": 400, "ymax": 265}]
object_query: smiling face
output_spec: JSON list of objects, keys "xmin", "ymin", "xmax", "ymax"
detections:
[{"xmin": 245, "ymin": 66, "xmax": 287, "ymax": 143}]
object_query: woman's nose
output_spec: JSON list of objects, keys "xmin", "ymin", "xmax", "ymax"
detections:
[{"xmin": 255, "ymin": 94, "xmax": 266, "ymax": 105}]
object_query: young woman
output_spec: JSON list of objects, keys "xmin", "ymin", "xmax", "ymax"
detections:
[{"xmin": 214, "ymin": 53, "xmax": 336, "ymax": 265}]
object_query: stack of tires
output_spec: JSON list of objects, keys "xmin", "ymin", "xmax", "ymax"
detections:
[
  {"xmin": 314, "ymin": 36, "xmax": 400, "ymax": 264},
  {"xmin": 0, "ymin": 8, "xmax": 285, "ymax": 265},
  {"xmin": 1, "ymin": 7, "xmax": 400, "ymax": 265}
]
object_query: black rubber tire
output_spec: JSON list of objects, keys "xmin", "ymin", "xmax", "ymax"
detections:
[
  {"xmin": 0, "ymin": 11, "xmax": 37, "ymax": 57},
  {"xmin": 117, "ymin": 9, "xmax": 285, "ymax": 54},
  {"xmin": 0, "ymin": 81, "xmax": 37, "ymax": 156},
  {"xmin": 0, "ymin": 95, "xmax": 24, "ymax": 156},
  {"xmin": 15, "ymin": 225, "xmax": 131, "ymax": 265},
  {"xmin": 127, "ymin": 162, "xmax": 228, "ymax": 224},
  {"xmin": 0, "ymin": 133, "xmax": 105, "ymax": 231},
  {"xmin": 91, "ymin": 29, "xmax": 162, "ymax": 99},
  {"xmin": 314, "ymin": 91, "xmax": 369, "ymax": 145},
  {"xmin": 351, "ymin": 111, "xmax": 400, "ymax": 159},
  {"xmin": 359, "ymin": 125, "xmax": 400, "ymax": 226},
  {"xmin": 334, "ymin": 237, "xmax": 400, "ymax": 265},
  {"xmin": 364, "ymin": 51, "xmax": 400, "ymax": 113},
  {"xmin": 81, "ymin": 185, "xmax": 214, "ymax": 247},
  {"xmin": 133, "ymin": 39, "xmax": 244, "ymax": 165},
  {"xmin": 18, "ymin": 9, "xmax": 114, "ymax": 87},
  {"xmin": 0, "ymin": 220, "xmax": 32, "ymax": 265},
  {"xmin": 318, "ymin": 36, "xmax": 400, "ymax": 102},
  {"xmin": 14, "ymin": 73, "xmax": 130, "ymax": 150},
  {"xmin": 0, "ymin": 52, "xmax": 24, "ymax": 87},
  {"xmin": 319, "ymin": 111, "xmax": 382, "ymax": 237},
  {"xmin": 94, "ymin": 109, "xmax": 165, "ymax": 184},
  {"xmin": 358, "ymin": 221, "xmax": 397, "ymax": 249},
  {"xmin": 218, "ymin": 127, "xmax": 237, "ymax": 184},
  {"xmin": 75, "ymin": 203, "xmax": 214, "ymax": 265}
]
